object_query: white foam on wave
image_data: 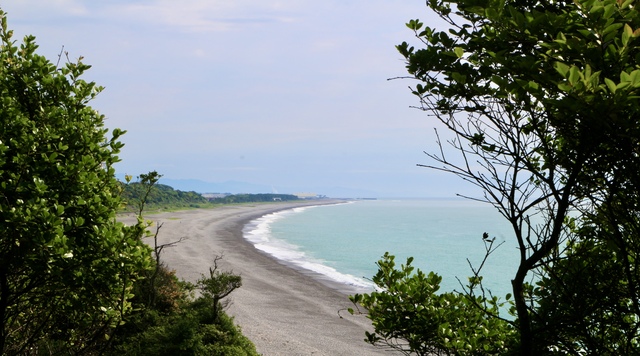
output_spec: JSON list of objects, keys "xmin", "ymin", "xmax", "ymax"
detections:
[{"xmin": 243, "ymin": 205, "xmax": 373, "ymax": 291}]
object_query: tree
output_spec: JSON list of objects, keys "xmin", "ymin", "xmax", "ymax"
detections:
[
  {"xmin": 120, "ymin": 172, "xmax": 213, "ymax": 211},
  {"xmin": 108, "ymin": 253, "xmax": 255, "ymax": 356},
  {"xmin": 353, "ymin": 0, "xmax": 640, "ymax": 354},
  {"xmin": 350, "ymin": 253, "xmax": 516, "ymax": 355},
  {"xmin": 0, "ymin": 11, "xmax": 152, "ymax": 354},
  {"xmin": 196, "ymin": 255, "xmax": 242, "ymax": 322}
]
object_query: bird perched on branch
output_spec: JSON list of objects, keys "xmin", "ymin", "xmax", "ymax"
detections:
[{"xmin": 482, "ymin": 232, "xmax": 495, "ymax": 243}]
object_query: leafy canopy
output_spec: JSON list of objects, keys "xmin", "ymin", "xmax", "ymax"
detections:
[
  {"xmin": 353, "ymin": 0, "xmax": 640, "ymax": 354},
  {"xmin": 0, "ymin": 10, "xmax": 152, "ymax": 354}
]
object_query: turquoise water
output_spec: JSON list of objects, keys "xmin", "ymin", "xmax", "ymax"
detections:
[{"xmin": 243, "ymin": 199, "xmax": 520, "ymax": 298}]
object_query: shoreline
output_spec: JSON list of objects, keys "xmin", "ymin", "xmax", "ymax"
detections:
[
  {"xmin": 239, "ymin": 200, "xmax": 374, "ymax": 296},
  {"xmin": 122, "ymin": 201, "xmax": 389, "ymax": 355}
]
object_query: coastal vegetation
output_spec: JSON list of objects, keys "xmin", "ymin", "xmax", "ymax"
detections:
[
  {"xmin": 208, "ymin": 193, "xmax": 300, "ymax": 204},
  {"xmin": 352, "ymin": 0, "xmax": 640, "ymax": 354},
  {"xmin": 0, "ymin": 11, "xmax": 256, "ymax": 355},
  {"xmin": 122, "ymin": 180, "xmax": 211, "ymax": 210},
  {"xmin": 120, "ymin": 177, "xmax": 300, "ymax": 212}
]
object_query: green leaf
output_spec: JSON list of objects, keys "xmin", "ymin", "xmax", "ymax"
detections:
[
  {"xmin": 454, "ymin": 47, "xmax": 464, "ymax": 58},
  {"xmin": 406, "ymin": 19, "xmax": 423, "ymax": 31},
  {"xmin": 590, "ymin": 5, "xmax": 604, "ymax": 14},
  {"xmin": 629, "ymin": 70, "xmax": 640, "ymax": 87},
  {"xmin": 621, "ymin": 0, "xmax": 634, "ymax": 9},
  {"xmin": 605, "ymin": 77, "xmax": 617, "ymax": 93},
  {"xmin": 568, "ymin": 66, "xmax": 580, "ymax": 86},
  {"xmin": 621, "ymin": 71, "xmax": 631, "ymax": 83},
  {"xmin": 555, "ymin": 62, "xmax": 570, "ymax": 77},
  {"xmin": 554, "ymin": 32, "xmax": 567, "ymax": 44},
  {"xmin": 603, "ymin": 23, "xmax": 624, "ymax": 37},
  {"xmin": 622, "ymin": 23, "xmax": 633, "ymax": 46},
  {"xmin": 602, "ymin": 4, "xmax": 616, "ymax": 19},
  {"xmin": 451, "ymin": 71, "xmax": 466, "ymax": 83},
  {"xmin": 485, "ymin": 7, "xmax": 499, "ymax": 19}
]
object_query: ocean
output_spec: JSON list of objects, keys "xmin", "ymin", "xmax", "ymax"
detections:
[{"xmin": 243, "ymin": 199, "xmax": 520, "ymax": 299}]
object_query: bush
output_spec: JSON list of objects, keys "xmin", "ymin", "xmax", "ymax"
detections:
[{"xmin": 109, "ymin": 262, "xmax": 257, "ymax": 356}]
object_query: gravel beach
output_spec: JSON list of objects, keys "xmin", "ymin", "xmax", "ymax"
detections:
[{"xmin": 121, "ymin": 201, "xmax": 390, "ymax": 355}]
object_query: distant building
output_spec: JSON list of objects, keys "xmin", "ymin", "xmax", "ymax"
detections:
[
  {"xmin": 294, "ymin": 192, "xmax": 320, "ymax": 199},
  {"xmin": 201, "ymin": 193, "xmax": 231, "ymax": 200}
]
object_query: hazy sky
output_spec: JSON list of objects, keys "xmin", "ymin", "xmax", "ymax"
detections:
[{"xmin": 3, "ymin": 1, "xmax": 476, "ymax": 198}]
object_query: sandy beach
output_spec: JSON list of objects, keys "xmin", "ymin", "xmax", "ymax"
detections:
[{"xmin": 121, "ymin": 201, "xmax": 390, "ymax": 355}]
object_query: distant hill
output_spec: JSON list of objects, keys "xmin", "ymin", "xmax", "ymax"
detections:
[
  {"xmin": 121, "ymin": 183, "xmax": 210, "ymax": 211},
  {"xmin": 120, "ymin": 182, "xmax": 301, "ymax": 212},
  {"xmin": 116, "ymin": 174, "xmax": 379, "ymax": 199},
  {"xmin": 157, "ymin": 178, "xmax": 379, "ymax": 198},
  {"xmin": 208, "ymin": 193, "xmax": 299, "ymax": 204}
]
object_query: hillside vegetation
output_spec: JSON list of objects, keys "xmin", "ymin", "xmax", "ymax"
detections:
[
  {"xmin": 121, "ymin": 181, "xmax": 300, "ymax": 211},
  {"xmin": 121, "ymin": 182, "xmax": 212, "ymax": 210},
  {"xmin": 209, "ymin": 193, "xmax": 300, "ymax": 204},
  {"xmin": 0, "ymin": 14, "xmax": 258, "ymax": 355}
]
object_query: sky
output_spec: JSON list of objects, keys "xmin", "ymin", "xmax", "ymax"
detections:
[{"xmin": 2, "ymin": 1, "xmax": 477, "ymax": 198}]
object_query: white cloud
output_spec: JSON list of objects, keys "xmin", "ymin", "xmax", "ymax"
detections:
[
  {"xmin": 3, "ymin": 0, "xmax": 88, "ymax": 17},
  {"xmin": 1, "ymin": 0, "xmax": 451, "ymax": 196},
  {"xmin": 111, "ymin": 1, "xmax": 300, "ymax": 33}
]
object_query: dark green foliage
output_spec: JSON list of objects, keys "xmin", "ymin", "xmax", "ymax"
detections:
[
  {"xmin": 121, "ymin": 181, "xmax": 211, "ymax": 211},
  {"xmin": 350, "ymin": 253, "xmax": 516, "ymax": 355},
  {"xmin": 211, "ymin": 193, "xmax": 300, "ymax": 204},
  {"xmin": 112, "ymin": 174, "xmax": 256, "ymax": 354},
  {"xmin": 0, "ymin": 11, "xmax": 153, "ymax": 354},
  {"xmin": 0, "ymin": 11, "xmax": 258, "ymax": 355},
  {"xmin": 533, "ymin": 238, "xmax": 640, "ymax": 354},
  {"xmin": 116, "ymin": 310, "xmax": 256, "ymax": 356},
  {"xmin": 196, "ymin": 256, "xmax": 243, "ymax": 322},
  {"xmin": 356, "ymin": 0, "xmax": 640, "ymax": 354},
  {"xmin": 120, "ymin": 183, "xmax": 300, "ymax": 211},
  {"xmin": 109, "ymin": 263, "xmax": 257, "ymax": 356},
  {"xmin": 136, "ymin": 262, "xmax": 188, "ymax": 314}
]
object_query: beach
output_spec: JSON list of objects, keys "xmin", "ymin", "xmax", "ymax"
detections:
[{"xmin": 121, "ymin": 201, "xmax": 390, "ymax": 355}]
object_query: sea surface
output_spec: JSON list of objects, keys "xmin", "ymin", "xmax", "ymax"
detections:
[{"xmin": 243, "ymin": 199, "xmax": 520, "ymax": 300}]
